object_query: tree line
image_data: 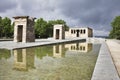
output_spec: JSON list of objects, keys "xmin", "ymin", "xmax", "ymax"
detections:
[
  {"xmin": 35, "ymin": 18, "xmax": 69, "ymax": 38},
  {"xmin": 0, "ymin": 16, "xmax": 14, "ymax": 38},
  {"xmin": 109, "ymin": 16, "xmax": 120, "ymax": 39},
  {"xmin": 0, "ymin": 17, "xmax": 69, "ymax": 39},
  {"xmin": 0, "ymin": 16, "xmax": 120, "ymax": 39}
]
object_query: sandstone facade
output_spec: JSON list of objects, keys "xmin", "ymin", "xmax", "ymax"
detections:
[
  {"xmin": 65, "ymin": 27, "xmax": 93, "ymax": 38},
  {"xmin": 13, "ymin": 16, "xmax": 35, "ymax": 42},
  {"xmin": 53, "ymin": 24, "xmax": 65, "ymax": 39}
]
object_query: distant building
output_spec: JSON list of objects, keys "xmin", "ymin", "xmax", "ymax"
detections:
[{"xmin": 65, "ymin": 27, "xmax": 93, "ymax": 38}]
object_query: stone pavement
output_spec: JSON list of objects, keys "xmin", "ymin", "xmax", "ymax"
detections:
[
  {"xmin": 106, "ymin": 39, "xmax": 120, "ymax": 77},
  {"xmin": 0, "ymin": 38, "xmax": 85, "ymax": 50},
  {"xmin": 91, "ymin": 41, "xmax": 120, "ymax": 80}
]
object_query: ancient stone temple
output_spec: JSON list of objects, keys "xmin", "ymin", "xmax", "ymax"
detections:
[
  {"xmin": 53, "ymin": 24, "xmax": 65, "ymax": 39},
  {"xmin": 13, "ymin": 16, "xmax": 36, "ymax": 42},
  {"xmin": 65, "ymin": 27, "xmax": 93, "ymax": 38}
]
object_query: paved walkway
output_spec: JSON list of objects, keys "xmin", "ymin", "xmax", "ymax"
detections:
[
  {"xmin": 91, "ymin": 41, "xmax": 120, "ymax": 80},
  {"xmin": 106, "ymin": 39, "xmax": 120, "ymax": 77},
  {"xmin": 0, "ymin": 38, "xmax": 85, "ymax": 50}
]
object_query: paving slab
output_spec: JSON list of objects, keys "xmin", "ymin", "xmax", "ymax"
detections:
[
  {"xmin": 91, "ymin": 42, "xmax": 120, "ymax": 80},
  {"xmin": 106, "ymin": 39, "xmax": 120, "ymax": 77}
]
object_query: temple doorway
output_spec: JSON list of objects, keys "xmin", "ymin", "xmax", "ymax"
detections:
[
  {"xmin": 17, "ymin": 25, "xmax": 23, "ymax": 42},
  {"xmin": 56, "ymin": 29, "xmax": 60, "ymax": 39},
  {"xmin": 76, "ymin": 30, "xmax": 80, "ymax": 37}
]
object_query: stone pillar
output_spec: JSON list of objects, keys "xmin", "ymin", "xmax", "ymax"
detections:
[
  {"xmin": 13, "ymin": 16, "xmax": 36, "ymax": 43},
  {"xmin": 53, "ymin": 24, "xmax": 65, "ymax": 40}
]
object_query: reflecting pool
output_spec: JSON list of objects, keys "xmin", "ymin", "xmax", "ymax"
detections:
[{"xmin": 0, "ymin": 41, "xmax": 101, "ymax": 80}]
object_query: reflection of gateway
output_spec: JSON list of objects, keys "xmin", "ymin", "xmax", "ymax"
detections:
[
  {"xmin": 53, "ymin": 45, "xmax": 64, "ymax": 58},
  {"xmin": 65, "ymin": 43, "xmax": 92, "ymax": 52},
  {"xmin": 13, "ymin": 48, "xmax": 35, "ymax": 71}
]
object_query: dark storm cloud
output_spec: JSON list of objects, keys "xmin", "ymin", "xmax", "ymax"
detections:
[
  {"xmin": 17, "ymin": 0, "xmax": 58, "ymax": 17},
  {"xmin": 1, "ymin": 0, "xmax": 120, "ymax": 36},
  {"xmin": 0, "ymin": 0, "xmax": 17, "ymax": 12},
  {"xmin": 58, "ymin": 0, "xmax": 120, "ymax": 31}
]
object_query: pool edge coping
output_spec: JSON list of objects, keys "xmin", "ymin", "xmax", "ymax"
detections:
[{"xmin": 91, "ymin": 41, "xmax": 120, "ymax": 80}]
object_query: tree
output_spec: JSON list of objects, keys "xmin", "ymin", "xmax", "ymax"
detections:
[
  {"xmin": 0, "ymin": 16, "xmax": 3, "ymax": 38},
  {"xmin": 46, "ymin": 21, "xmax": 53, "ymax": 37},
  {"xmin": 35, "ymin": 18, "xmax": 48, "ymax": 38},
  {"xmin": 48, "ymin": 19, "xmax": 69, "ymax": 31},
  {"xmin": 9, "ymin": 22, "xmax": 14, "ymax": 38},
  {"xmin": 47, "ymin": 19, "xmax": 69, "ymax": 37},
  {"xmin": 109, "ymin": 16, "xmax": 120, "ymax": 39},
  {"xmin": 2, "ymin": 17, "xmax": 12, "ymax": 38},
  {"xmin": 35, "ymin": 18, "xmax": 69, "ymax": 38}
]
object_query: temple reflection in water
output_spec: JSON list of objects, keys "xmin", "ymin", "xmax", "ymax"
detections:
[
  {"xmin": 53, "ymin": 44, "xmax": 65, "ymax": 58},
  {"xmin": 13, "ymin": 48, "xmax": 35, "ymax": 71},
  {"xmin": 0, "ymin": 41, "xmax": 101, "ymax": 80},
  {"xmin": 13, "ymin": 42, "xmax": 92, "ymax": 71},
  {"xmin": 65, "ymin": 42, "xmax": 92, "ymax": 53}
]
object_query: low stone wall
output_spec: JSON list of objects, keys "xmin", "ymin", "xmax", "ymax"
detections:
[{"xmin": 0, "ymin": 38, "xmax": 86, "ymax": 50}]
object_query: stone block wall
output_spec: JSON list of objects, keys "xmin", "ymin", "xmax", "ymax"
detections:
[
  {"xmin": 53, "ymin": 24, "xmax": 65, "ymax": 40},
  {"xmin": 13, "ymin": 16, "xmax": 35, "ymax": 42}
]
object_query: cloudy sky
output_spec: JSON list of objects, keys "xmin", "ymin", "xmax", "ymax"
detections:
[{"xmin": 0, "ymin": 0, "xmax": 120, "ymax": 36}]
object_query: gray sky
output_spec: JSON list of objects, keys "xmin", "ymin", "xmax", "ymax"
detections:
[{"xmin": 0, "ymin": 0, "xmax": 120, "ymax": 36}]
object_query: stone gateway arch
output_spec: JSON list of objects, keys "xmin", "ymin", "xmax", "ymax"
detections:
[
  {"xmin": 53, "ymin": 24, "xmax": 65, "ymax": 40},
  {"xmin": 13, "ymin": 16, "xmax": 36, "ymax": 42}
]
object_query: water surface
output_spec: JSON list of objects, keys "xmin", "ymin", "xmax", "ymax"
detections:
[{"xmin": 0, "ymin": 42, "xmax": 101, "ymax": 80}]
